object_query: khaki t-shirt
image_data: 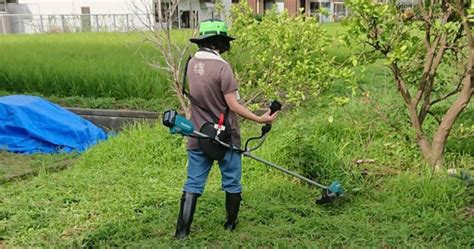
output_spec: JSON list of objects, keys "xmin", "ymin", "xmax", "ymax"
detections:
[{"xmin": 186, "ymin": 50, "xmax": 241, "ymax": 150}]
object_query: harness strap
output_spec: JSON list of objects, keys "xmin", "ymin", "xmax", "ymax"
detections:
[{"xmin": 182, "ymin": 49, "xmax": 234, "ymax": 150}]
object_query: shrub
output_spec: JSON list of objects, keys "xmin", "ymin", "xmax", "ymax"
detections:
[{"xmin": 228, "ymin": 2, "xmax": 355, "ymax": 106}]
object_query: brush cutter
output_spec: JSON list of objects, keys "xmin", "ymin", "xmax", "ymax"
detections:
[{"xmin": 162, "ymin": 100, "xmax": 344, "ymax": 204}]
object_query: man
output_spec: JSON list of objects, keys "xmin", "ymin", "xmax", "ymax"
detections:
[{"xmin": 175, "ymin": 19, "xmax": 277, "ymax": 239}]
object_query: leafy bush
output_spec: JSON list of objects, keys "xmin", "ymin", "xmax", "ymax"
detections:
[{"xmin": 228, "ymin": 2, "xmax": 355, "ymax": 106}]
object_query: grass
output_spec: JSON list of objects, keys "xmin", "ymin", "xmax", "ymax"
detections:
[
  {"xmin": 1, "ymin": 63, "xmax": 472, "ymax": 246},
  {"xmin": 0, "ymin": 112, "xmax": 472, "ymax": 247},
  {"xmin": 0, "ymin": 23, "xmax": 473, "ymax": 247},
  {"xmin": 0, "ymin": 90, "xmax": 172, "ymax": 112},
  {"xmin": 0, "ymin": 24, "xmax": 348, "ymax": 102},
  {"xmin": 0, "ymin": 152, "xmax": 77, "ymax": 184},
  {"xmin": 0, "ymin": 32, "xmax": 183, "ymax": 100}
]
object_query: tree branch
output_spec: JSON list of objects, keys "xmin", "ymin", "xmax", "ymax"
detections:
[
  {"xmin": 430, "ymin": 72, "xmax": 466, "ymax": 106},
  {"xmin": 390, "ymin": 62, "xmax": 413, "ymax": 105},
  {"xmin": 414, "ymin": 6, "xmax": 452, "ymax": 108},
  {"xmin": 429, "ymin": 0, "xmax": 473, "ymax": 168},
  {"xmin": 427, "ymin": 110, "xmax": 441, "ymax": 124}
]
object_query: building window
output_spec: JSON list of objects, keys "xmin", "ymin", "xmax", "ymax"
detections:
[
  {"xmin": 0, "ymin": 0, "xmax": 7, "ymax": 13},
  {"xmin": 81, "ymin": 7, "xmax": 91, "ymax": 15},
  {"xmin": 333, "ymin": 2, "xmax": 345, "ymax": 15}
]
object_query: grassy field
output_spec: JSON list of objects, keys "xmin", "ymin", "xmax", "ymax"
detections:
[
  {"xmin": 0, "ymin": 32, "xmax": 183, "ymax": 101},
  {"xmin": 0, "ymin": 152, "xmax": 77, "ymax": 184},
  {"xmin": 1, "ymin": 62, "xmax": 473, "ymax": 247},
  {"xmin": 1, "ymin": 95, "xmax": 472, "ymax": 247},
  {"xmin": 0, "ymin": 25, "xmax": 347, "ymax": 108},
  {"xmin": 1, "ymin": 24, "xmax": 473, "ymax": 247}
]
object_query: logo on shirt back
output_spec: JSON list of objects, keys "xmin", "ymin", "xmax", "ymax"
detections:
[{"xmin": 194, "ymin": 62, "xmax": 205, "ymax": 76}]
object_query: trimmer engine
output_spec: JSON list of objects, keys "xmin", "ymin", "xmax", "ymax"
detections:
[{"xmin": 162, "ymin": 110, "xmax": 195, "ymax": 136}]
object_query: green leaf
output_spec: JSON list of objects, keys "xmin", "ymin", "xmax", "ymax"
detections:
[{"xmin": 328, "ymin": 115, "xmax": 334, "ymax": 124}]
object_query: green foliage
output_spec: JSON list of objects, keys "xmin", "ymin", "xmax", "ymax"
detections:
[
  {"xmin": 343, "ymin": 0, "xmax": 473, "ymax": 167},
  {"xmin": 343, "ymin": 0, "xmax": 466, "ymax": 91},
  {"xmin": 228, "ymin": 2, "xmax": 355, "ymax": 106}
]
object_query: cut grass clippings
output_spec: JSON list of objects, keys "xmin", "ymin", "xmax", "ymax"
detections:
[{"xmin": 0, "ymin": 152, "xmax": 78, "ymax": 184}]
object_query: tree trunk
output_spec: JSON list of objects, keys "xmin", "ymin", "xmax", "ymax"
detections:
[{"xmin": 428, "ymin": 56, "xmax": 473, "ymax": 170}]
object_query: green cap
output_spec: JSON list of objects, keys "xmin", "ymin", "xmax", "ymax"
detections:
[{"xmin": 190, "ymin": 19, "xmax": 235, "ymax": 44}]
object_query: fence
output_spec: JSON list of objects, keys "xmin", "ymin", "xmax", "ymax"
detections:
[
  {"xmin": 0, "ymin": 14, "xmax": 160, "ymax": 34},
  {"xmin": 0, "ymin": 11, "xmax": 347, "ymax": 35}
]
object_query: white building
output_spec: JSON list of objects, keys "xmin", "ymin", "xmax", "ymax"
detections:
[
  {"xmin": 0, "ymin": 0, "xmax": 231, "ymax": 34},
  {"xmin": 2, "ymin": 0, "xmax": 190, "ymax": 15}
]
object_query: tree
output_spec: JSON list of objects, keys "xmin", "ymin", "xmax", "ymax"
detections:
[
  {"xmin": 132, "ymin": 0, "xmax": 199, "ymax": 117},
  {"xmin": 344, "ymin": 0, "xmax": 473, "ymax": 169},
  {"xmin": 228, "ymin": 2, "xmax": 355, "ymax": 107}
]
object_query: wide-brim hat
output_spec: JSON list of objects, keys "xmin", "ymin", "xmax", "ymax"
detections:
[{"xmin": 190, "ymin": 19, "xmax": 235, "ymax": 44}]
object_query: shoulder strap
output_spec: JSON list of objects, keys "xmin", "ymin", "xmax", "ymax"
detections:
[
  {"xmin": 182, "ymin": 55, "xmax": 192, "ymax": 97},
  {"xmin": 182, "ymin": 53, "xmax": 232, "ymax": 131},
  {"xmin": 182, "ymin": 55, "xmax": 218, "ymax": 121}
]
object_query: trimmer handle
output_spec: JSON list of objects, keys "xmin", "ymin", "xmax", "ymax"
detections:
[
  {"xmin": 262, "ymin": 100, "xmax": 282, "ymax": 134},
  {"xmin": 269, "ymin": 100, "xmax": 282, "ymax": 116}
]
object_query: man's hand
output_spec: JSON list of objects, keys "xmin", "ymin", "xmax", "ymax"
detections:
[{"xmin": 258, "ymin": 110, "xmax": 277, "ymax": 124}]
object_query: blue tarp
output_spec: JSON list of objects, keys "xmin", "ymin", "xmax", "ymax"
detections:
[{"xmin": 0, "ymin": 95, "xmax": 107, "ymax": 154}]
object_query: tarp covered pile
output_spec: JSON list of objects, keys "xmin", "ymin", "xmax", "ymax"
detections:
[{"xmin": 0, "ymin": 95, "xmax": 106, "ymax": 154}]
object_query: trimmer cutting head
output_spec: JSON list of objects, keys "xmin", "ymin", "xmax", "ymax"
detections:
[{"xmin": 315, "ymin": 181, "xmax": 344, "ymax": 205}]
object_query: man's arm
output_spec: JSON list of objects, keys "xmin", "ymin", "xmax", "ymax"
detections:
[{"xmin": 224, "ymin": 92, "xmax": 276, "ymax": 124}]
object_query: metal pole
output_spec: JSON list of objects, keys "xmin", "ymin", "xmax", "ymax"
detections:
[
  {"xmin": 113, "ymin": 14, "xmax": 116, "ymax": 31},
  {"xmin": 126, "ymin": 14, "xmax": 129, "ymax": 32},
  {"xmin": 318, "ymin": 0, "xmax": 321, "ymax": 22},
  {"xmin": 40, "ymin": 15, "xmax": 44, "ymax": 32},
  {"xmin": 1, "ymin": 15, "xmax": 6, "ymax": 35},
  {"xmin": 18, "ymin": 15, "xmax": 21, "ymax": 33},
  {"xmin": 61, "ymin": 14, "xmax": 65, "ymax": 32},
  {"xmin": 2, "ymin": 15, "xmax": 5, "ymax": 35},
  {"xmin": 244, "ymin": 153, "xmax": 328, "ymax": 189},
  {"xmin": 178, "ymin": 11, "xmax": 181, "ymax": 29},
  {"xmin": 95, "ymin": 14, "xmax": 99, "ymax": 32},
  {"xmin": 191, "ymin": 129, "xmax": 328, "ymax": 189}
]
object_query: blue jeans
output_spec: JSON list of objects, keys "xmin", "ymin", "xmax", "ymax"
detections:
[{"xmin": 183, "ymin": 149, "xmax": 242, "ymax": 194}]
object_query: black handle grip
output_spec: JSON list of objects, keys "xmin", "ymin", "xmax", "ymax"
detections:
[
  {"xmin": 269, "ymin": 100, "xmax": 282, "ymax": 115},
  {"xmin": 262, "ymin": 100, "xmax": 281, "ymax": 134}
]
